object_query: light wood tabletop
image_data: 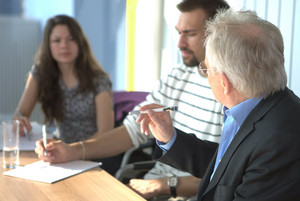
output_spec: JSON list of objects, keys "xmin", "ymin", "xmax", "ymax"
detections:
[{"xmin": 0, "ymin": 151, "xmax": 145, "ymax": 201}]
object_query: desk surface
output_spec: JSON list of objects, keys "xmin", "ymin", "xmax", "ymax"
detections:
[{"xmin": 0, "ymin": 151, "xmax": 145, "ymax": 201}]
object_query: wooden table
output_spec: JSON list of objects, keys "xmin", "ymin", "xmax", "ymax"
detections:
[{"xmin": 0, "ymin": 151, "xmax": 145, "ymax": 201}]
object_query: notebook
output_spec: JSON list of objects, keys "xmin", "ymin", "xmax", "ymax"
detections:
[{"xmin": 3, "ymin": 160, "xmax": 101, "ymax": 183}]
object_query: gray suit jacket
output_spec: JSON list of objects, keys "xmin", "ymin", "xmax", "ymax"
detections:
[{"xmin": 153, "ymin": 88, "xmax": 300, "ymax": 201}]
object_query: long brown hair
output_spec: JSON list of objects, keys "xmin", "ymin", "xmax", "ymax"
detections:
[{"xmin": 34, "ymin": 14, "xmax": 110, "ymax": 123}]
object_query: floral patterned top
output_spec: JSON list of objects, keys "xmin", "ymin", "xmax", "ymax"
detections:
[{"xmin": 31, "ymin": 65, "xmax": 112, "ymax": 143}]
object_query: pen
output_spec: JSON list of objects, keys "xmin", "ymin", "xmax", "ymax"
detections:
[
  {"xmin": 17, "ymin": 109, "xmax": 31, "ymax": 141},
  {"xmin": 42, "ymin": 125, "xmax": 47, "ymax": 156},
  {"xmin": 129, "ymin": 106, "xmax": 178, "ymax": 115}
]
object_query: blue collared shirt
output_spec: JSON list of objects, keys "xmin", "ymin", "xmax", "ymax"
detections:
[{"xmin": 210, "ymin": 97, "xmax": 262, "ymax": 179}]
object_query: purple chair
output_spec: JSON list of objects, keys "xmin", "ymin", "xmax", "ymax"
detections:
[
  {"xmin": 96, "ymin": 91, "xmax": 149, "ymax": 176},
  {"xmin": 113, "ymin": 91, "xmax": 149, "ymax": 127},
  {"xmin": 112, "ymin": 91, "xmax": 156, "ymax": 182}
]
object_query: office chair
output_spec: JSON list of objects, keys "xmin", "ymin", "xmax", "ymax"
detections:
[
  {"xmin": 115, "ymin": 138, "xmax": 156, "ymax": 183},
  {"xmin": 92, "ymin": 91, "xmax": 149, "ymax": 175},
  {"xmin": 113, "ymin": 91, "xmax": 149, "ymax": 127},
  {"xmin": 112, "ymin": 91, "xmax": 159, "ymax": 183},
  {"xmin": 111, "ymin": 91, "xmax": 157, "ymax": 181}
]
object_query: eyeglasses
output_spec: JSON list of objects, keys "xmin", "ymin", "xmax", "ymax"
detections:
[
  {"xmin": 198, "ymin": 61, "xmax": 217, "ymax": 75},
  {"xmin": 198, "ymin": 61, "xmax": 208, "ymax": 74}
]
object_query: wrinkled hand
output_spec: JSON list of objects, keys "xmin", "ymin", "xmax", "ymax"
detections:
[
  {"xmin": 35, "ymin": 139, "xmax": 72, "ymax": 163},
  {"xmin": 127, "ymin": 179, "xmax": 165, "ymax": 199},
  {"xmin": 136, "ymin": 104, "xmax": 174, "ymax": 143}
]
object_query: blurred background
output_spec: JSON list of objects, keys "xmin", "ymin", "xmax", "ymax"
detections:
[{"xmin": 0, "ymin": 0, "xmax": 299, "ymax": 122}]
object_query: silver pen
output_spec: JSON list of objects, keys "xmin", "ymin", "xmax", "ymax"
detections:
[
  {"xmin": 42, "ymin": 125, "xmax": 47, "ymax": 156},
  {"xmin": 129, "ymin": 106, "xmax": 178, "ymax": 115},
  {"xmin": 17, "ymin": 109, "xmax": 31, "ymax": 141}
]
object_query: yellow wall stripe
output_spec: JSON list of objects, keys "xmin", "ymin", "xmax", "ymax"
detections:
[{"xmin": 126, "ymin": 0, "xmax": 138, "ymax": 91}]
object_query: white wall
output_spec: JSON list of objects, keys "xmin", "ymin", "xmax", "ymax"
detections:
[
  {"xmin": 132, "ymin": 0, "xmax": 164, "ymax": 91},
  {"xmin": 74, "ymin": 0, "xmax": 126, "ymax": 91}
]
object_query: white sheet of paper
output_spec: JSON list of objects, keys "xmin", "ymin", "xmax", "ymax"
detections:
[
  {"xmin": 0, "ymin": 122, "xmax": 54, "ymax": 150},
  {"xmin": 3, "ymin": 160, "xmax": 101, "ymax": 183}
]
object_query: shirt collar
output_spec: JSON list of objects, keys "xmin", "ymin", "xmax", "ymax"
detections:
[{"xmin": 223, "ymin": 97, "xmax": 262, "ymax": 127}]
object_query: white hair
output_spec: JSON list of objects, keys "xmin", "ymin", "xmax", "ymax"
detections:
[{"xmin": 205, "ymin": 8, "xmax": 287, "ymax": 98}]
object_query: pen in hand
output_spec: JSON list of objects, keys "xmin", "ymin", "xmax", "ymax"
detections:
[
  {"xmin": 17, "ymin": 109, "xmax": 31, "ymax": 141},
  {"xmin": 129, "ymin": 106, "xmax": 178, "ymax": 115},
  {"xmin": 42, "ymin": 125, "xmax": 47, "ymax": 156}
]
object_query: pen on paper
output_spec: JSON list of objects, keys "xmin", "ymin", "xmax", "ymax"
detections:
[
  {"xmin": 17, "ymin": 109, "xmax": 31, "ymax": 141},
  {"xmin": 129, "ymin": 106, "xmax": 178, "ymax": 115},
  {"xmin": 42, "ymin": 125, "xmax": 47, "ymax": 156}
]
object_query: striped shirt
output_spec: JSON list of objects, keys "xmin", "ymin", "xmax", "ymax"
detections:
[{"xmin": 124, "ymin": 64, "xmax": 223, "ymax": 146}]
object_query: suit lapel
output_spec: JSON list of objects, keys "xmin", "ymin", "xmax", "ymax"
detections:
[
  {"xmin": 197, "ymin": 151, "xmax": 217, "ymax": 199},
  {"xmin": 203, "ymin": 123, "xmax": 255, "ymax": 194},
  {"xmin": 199, "ymin": 88, "xmax": 288, "ymax": 198}
]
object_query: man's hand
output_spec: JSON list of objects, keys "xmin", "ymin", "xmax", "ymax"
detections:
[
  {"xmin": 128, "ymin": 176, "xmax": 202, "ymax": 199},
  {"xmin": 136, "ymin": 104, "xmax": 175, "ymax": 143},
  {"xmin": 35, "ymin": 139, "xmax": 74, "ymax": 163},
  {"xmin": 127, "ymin": 178, "xmax": 167, "ymax": 199}
]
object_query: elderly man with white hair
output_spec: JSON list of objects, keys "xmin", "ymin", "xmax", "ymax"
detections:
[{"xmin": 138, "ymin": 8, "xmax": 300, "ymax": 201}]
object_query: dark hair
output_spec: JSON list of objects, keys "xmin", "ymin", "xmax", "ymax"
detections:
[
  {"xmin": 177, "ymin": 0, "xmax": 230, "ymax": 20},
  {"xmin": 34, "ymin": 15, "xmax": 110, "ymax": 123}
]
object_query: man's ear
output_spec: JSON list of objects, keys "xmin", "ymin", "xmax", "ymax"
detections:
[{"xmin": 220, "ymin": 73, "xmax": 233, "ymax": 95}]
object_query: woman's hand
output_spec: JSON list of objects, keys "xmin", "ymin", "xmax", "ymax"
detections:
[
  {"xmin": 14, "ymin": 113, "xmax": 32, "ymax": 137},
  {"xmin": 35, "ymin": 139, "xmax": 75, "ymax": 163}
]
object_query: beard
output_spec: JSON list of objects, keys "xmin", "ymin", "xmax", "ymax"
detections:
[
  {"xmin": 183, "ymin": 56, "xmax": 199, "ymax": 67},
  {"xmin": 180, "ymin": 48, "xmax": 199, "ymax": 67}
]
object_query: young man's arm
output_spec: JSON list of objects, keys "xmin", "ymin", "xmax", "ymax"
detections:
[{"xmin": 128, "ymin": 176, "xmax": 201, "ymax": 199}]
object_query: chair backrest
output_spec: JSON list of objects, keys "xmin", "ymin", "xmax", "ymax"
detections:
[{"xmin": 113, "ymin": 91, "xmax": 149, "ymax": 127}]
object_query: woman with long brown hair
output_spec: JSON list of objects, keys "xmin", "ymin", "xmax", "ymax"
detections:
[{"xmin": 14, "ymin": 15, "xmax": 114, "ymax": 143}]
